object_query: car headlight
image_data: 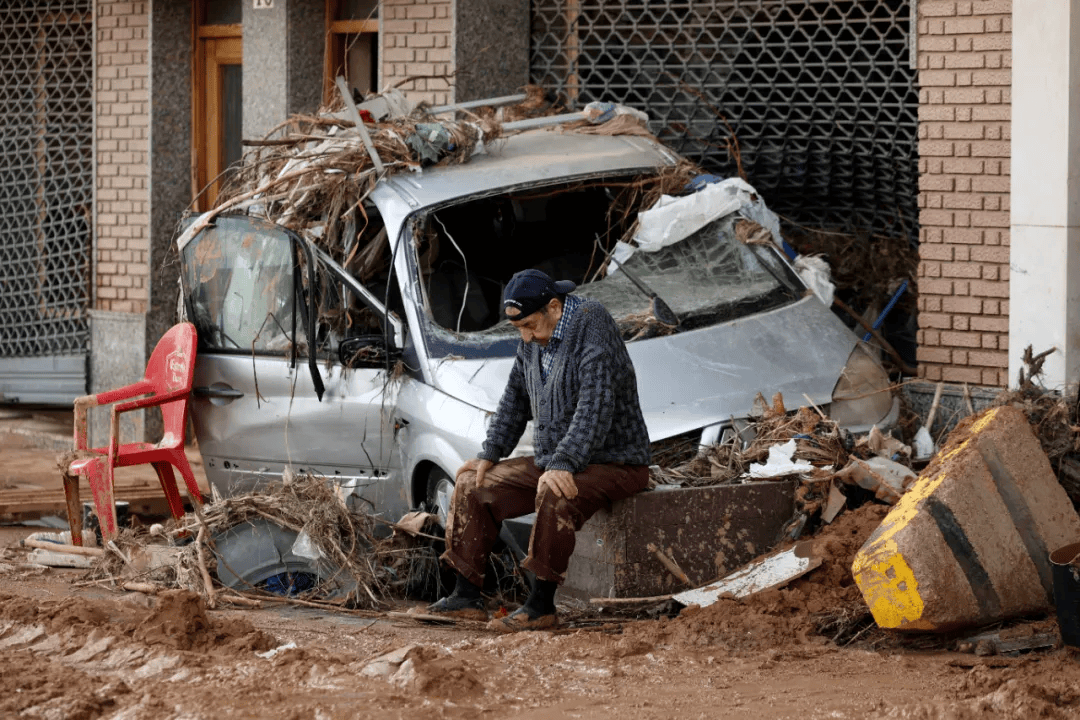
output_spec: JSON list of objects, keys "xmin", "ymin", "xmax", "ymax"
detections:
[{"xmin": 829, "ymin": 345, "xmax": 894, "ymax": 429}]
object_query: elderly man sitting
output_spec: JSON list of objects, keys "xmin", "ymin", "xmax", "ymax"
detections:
[{"xmin": 429, "ymin": 269, "xmax": 652, "ymax": 632}]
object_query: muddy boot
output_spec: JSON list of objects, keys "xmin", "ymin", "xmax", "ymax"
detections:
[
  {"xmin": 427, "ymin": 572, "xmax": 488, "ymax": 621},
  {"xmin": 489, "ymin": 579, "xmax": 558, "ymax": 632}
]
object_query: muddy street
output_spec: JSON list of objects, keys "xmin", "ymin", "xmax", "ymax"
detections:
[{"xmin": 2, "ymin": 507, "xmax": 1079, "ymax": 720}]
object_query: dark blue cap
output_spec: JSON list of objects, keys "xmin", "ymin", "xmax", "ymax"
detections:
[{"xmin": 503, "ymin": 269, "xmax": 576, "ymax": 319}]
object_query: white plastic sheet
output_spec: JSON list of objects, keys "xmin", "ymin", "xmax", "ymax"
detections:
[
  {"xmin": 631, "ymin": 178, "xmax": 836, "ymax": 306},
  {"xmin": 746, "ymin": 439, "xmax": 816, "ymax": 478}
]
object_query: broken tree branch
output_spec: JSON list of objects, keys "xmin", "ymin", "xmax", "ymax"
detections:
[
  {"xmin": 589, "ymin": 592, "xmax": 676, "ymax": 606},
  {"xmin": 195, "ymin": 525, "xmax": 217, "ymax": 610},
  {"xmin": 926, "ymin": 381, "xmax": 944, "ymax": 432},
  {"xmin": 21, "ymin": 539, "xmax": 103, "ymax": 557},
  {"xmin": 647, "ymin": 542, "xmax": 694, "ymax": 587}
]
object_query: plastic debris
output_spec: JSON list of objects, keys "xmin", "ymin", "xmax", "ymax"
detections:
[
  {"xmin": 673, "ymin": 541, "xmax": 822, "ymax": 608},
  {"xmin": 405, "ymin": 122, "xmax": 452, "ymax": 165},
  {"xmin": 582, "ymin": 101, "xmax": 650, "ymax": 125},
  {"xmin": 256, "ymin": 641, "xmax": 298, "ymax": 659},
  {"xmin": 747, "ymin": 439, "xmax": 818, "ymax": 479},
  {"xmin": 834, "ymin": 456, "xmax": 916, "ymax": 505},
  {"xmin": 793, "ymin": 254, "xmax": 835, "ymax": 307}
]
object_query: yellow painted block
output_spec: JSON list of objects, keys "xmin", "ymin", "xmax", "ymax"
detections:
[{"xmin": 853, "ymin": 406, "xmax": 1080, "ymax": 631}]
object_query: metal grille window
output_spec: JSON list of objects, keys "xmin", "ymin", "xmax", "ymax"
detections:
[
  {"xmin": 531, "ymin": 0, "xmax": 918, "ymax": 240},
  {"xmin": 0, "ymin": 3, "xmax": 93, "ymax": 362}
]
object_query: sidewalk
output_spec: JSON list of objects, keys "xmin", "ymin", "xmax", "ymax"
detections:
[{"xmin": 0, "ymin": 407, "xmax": 71, "ymax": 451}]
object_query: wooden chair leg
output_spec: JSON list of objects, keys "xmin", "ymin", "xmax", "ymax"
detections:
[
  {"xmin": 85, "ymin": 460, "xmax": 119, "ymax": 543},
  {"xmin": 62, "ymin": 473, "xmax": 84, "ymax": 547}
]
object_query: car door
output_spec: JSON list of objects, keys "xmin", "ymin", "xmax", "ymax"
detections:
[{"xmin": 178, "ymin": 214, "xmax": 407, "ymax": 520}]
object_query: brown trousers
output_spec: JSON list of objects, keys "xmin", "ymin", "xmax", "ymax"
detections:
[{"xmin": 442, "ymin": 456, "xmax": 650, "ymax": 586}]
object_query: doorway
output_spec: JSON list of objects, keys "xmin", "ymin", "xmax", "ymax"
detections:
[{"xmin": 194, "ymin": 1, "xmax": 242, "ymax": 210}]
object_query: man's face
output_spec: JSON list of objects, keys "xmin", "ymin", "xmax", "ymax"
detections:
[{"xmin": 508, "ymin": 298, "xmax": 563, "ymax": 346}]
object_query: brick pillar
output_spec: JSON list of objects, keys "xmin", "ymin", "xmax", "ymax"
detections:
[
  {"xmin": 915, "ymin": 0, "xmax": 1011, "ymax": 387},
  {"xmin": 382, "ymin": 0, "xmax": 455, "ymax": 105},
  {"xmin": 92, "ymin": 0, "xmax": 151, "ymax": 446},
  {"xmin": 95, "ymin": 0, "xmax": 151, "ymax": 317},
  {"xmin": 1010, "ymin": 0, "xmax": 1080, "ymax": 391}
]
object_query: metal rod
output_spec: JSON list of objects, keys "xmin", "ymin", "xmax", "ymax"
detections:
[
  {"xmin": 335, "ymin": 76, "xmax": 385, "ymax": 173},
  {"xmin": 428, "ymin": 93, "xmax": 528, "ymax": 114},
  {"xmin": 502, "ymin": 112, "xmax": 586, "ymax": 131}
]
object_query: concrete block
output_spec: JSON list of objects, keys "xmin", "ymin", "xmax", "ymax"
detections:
[
  {"xmin": 561, "ymin": 480, "xmax": 795, "ymax": 600},
  {"xmin": 853, "ymin": 405, "xmax": 1080, "ymax": 631}
]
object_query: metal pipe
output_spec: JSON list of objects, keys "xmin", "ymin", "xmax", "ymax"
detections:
[
  {"xmin": 428, "ymin": 94, "xmax": 529, "ymax": 114},
  {"xmin": 502, "ymin": 112, "xmax": 586, "ymax": 131}
]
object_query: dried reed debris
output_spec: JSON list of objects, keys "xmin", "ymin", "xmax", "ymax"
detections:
[{"xmin": 87, "ymin": 473, "xmax": 444, "ymax": 611}]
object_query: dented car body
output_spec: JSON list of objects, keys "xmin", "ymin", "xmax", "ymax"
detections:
[{"xmin": 177, "ymin": 131, "xmax": 897, "ymax": 523}]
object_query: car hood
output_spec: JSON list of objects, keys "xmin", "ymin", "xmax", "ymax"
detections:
[{"xmin": 426, "ymin": 295, "xmax": 859, "ymax": 441}]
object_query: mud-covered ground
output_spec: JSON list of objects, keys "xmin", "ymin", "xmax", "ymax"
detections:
[{"xmin": 3, "ymin": 504, "xmax": 1080, "ymax": 720}]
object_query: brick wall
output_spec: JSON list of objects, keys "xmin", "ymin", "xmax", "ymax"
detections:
[
  {"xmin": 95, "ymin": 0, "xmax": 150, "ymax": 315},
  {"xmin": 382, "ymin": 0, "xmax": 454, "ymax": 105},
  {"xmin": 916, "ymin": 0, "xmax": 1011, "ymax": 386}
]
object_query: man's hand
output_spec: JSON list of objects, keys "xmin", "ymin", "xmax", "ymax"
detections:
[
  {"xmin": 457, "ymin": 458, "xmax": 495, "ymax": 487},
  {"xmin": 537, "ymin": 469, "xmax": 578, "ymax": 500}
]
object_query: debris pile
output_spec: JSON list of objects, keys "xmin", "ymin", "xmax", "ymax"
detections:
[
  {"xmin": 188, "ymin": 85, "xmax": 675, "ymax": 281},
  {"xmin": 86, "ymin": 472, "xmax": 439, "ymax": 610},
  {"xmin": 786, "ymin": 224, "xmax": 918, "ymax": 376},
  {"xmin": 651, "ymin": 391, "xmax": 914, "ymax": 529},
  {"xmin": 618, "ymin": 502, "xmax": 888, "ymax": 651},
  {"xmin": 993, "ymin": 346, "xmax": 1080, "ymax": 509}
]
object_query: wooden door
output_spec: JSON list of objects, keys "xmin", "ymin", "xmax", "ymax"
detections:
[{"xmin": 195, "ymin": 29, "xmax": 242, "ymax": 210}]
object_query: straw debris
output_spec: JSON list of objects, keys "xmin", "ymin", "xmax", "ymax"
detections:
[
  {"xmin": 993, "ymin": 346, "xmax": 1080, "ymax": 507},
  {"xmin": 87, "ymin": 472, "xmax": 444, "ymax": 610}
]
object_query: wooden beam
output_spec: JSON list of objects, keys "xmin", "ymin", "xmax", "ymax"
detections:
[
  {"xmin": 197, "ymin": 24, "xmax": 242, "ymax": 39},
  {"xmin": 329, "ymin": 19, "xmax": 379, "ymax": 34}
]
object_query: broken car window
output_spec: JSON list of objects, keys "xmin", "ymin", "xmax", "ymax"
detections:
[
  {"xmin": 181, "ymin": 215, "xmax": 301, "ymax": 354},
  {"xmin": 415, "ymin": 178, "xmax": 799, "ymax": 346}
]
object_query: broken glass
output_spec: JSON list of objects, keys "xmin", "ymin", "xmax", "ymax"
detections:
[
  {"xmin": 416, "ymin": 179, "xmax": 797, "ymax": 345},
  {"xmin": 180, "ymin": 216, "xmax": 300, "ymax": 354}
]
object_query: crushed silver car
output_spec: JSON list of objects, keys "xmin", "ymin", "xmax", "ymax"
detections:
[{"xmin": 177, "ymin": 130, "xmax": 897, "ymax": 526}]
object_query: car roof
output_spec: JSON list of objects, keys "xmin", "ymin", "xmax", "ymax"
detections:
[{"xmin": 376, "ymin": 129, "xmax": 680, "ymax": 210}]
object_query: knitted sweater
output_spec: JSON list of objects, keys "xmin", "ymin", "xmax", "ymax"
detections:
[{"xmin": 478, "ymin": 297, "xmax": 651, "ymax": 473}]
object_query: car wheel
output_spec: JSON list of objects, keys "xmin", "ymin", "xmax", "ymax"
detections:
[{"xmin": 426, "ymin": 467, "xmax": 455, "ymax": 528}]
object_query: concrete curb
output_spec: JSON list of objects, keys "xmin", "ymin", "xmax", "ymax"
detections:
[{"xmin": 0, "ymin": 427, "xmax": 72, "ymax": 453}]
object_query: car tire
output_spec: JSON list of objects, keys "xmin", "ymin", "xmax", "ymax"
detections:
[{"xmin": 426, "ymin": 467, "xmax": 455, "ymax": 528}]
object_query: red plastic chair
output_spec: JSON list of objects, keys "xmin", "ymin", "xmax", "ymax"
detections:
[{"xmin": 62, "ymin": 322, "xmax": 204, "ymax": 545}]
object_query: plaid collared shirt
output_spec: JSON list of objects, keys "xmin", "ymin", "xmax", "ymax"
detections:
[{"xmin": 539, "ymin": 294, "xmax": 582, "ymax": 382}]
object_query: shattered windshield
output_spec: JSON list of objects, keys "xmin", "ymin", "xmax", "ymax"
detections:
[
  {"xmin": 577, "ymin": 215, "xmax": 789, "ymax": 330},
  {"xmin": 415, "ymin": 177, "xmax": 800, "ymax": 347},
  {"xmin": 180, "ymin": 215, "xmax": 300, "ymax": 354}
]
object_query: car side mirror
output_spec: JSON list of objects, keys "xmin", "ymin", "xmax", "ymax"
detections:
[{"xmin": 338, "ymin": 334, "xmax": 399, "ymax": 369}]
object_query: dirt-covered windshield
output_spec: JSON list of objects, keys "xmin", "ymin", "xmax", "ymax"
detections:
[{"xmin": 416, "ymin": 176, "xmax": 801, "ymax": 345}]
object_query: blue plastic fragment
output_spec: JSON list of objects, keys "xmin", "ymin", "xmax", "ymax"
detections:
[{"xmin": 687, "ymin": 174, "xmax": 724, "ymax": 192}]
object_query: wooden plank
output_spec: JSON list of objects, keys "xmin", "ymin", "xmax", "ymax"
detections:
[{"xmin": 328, "ymin": 19, "xmax": 378, "ymax": 34}]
